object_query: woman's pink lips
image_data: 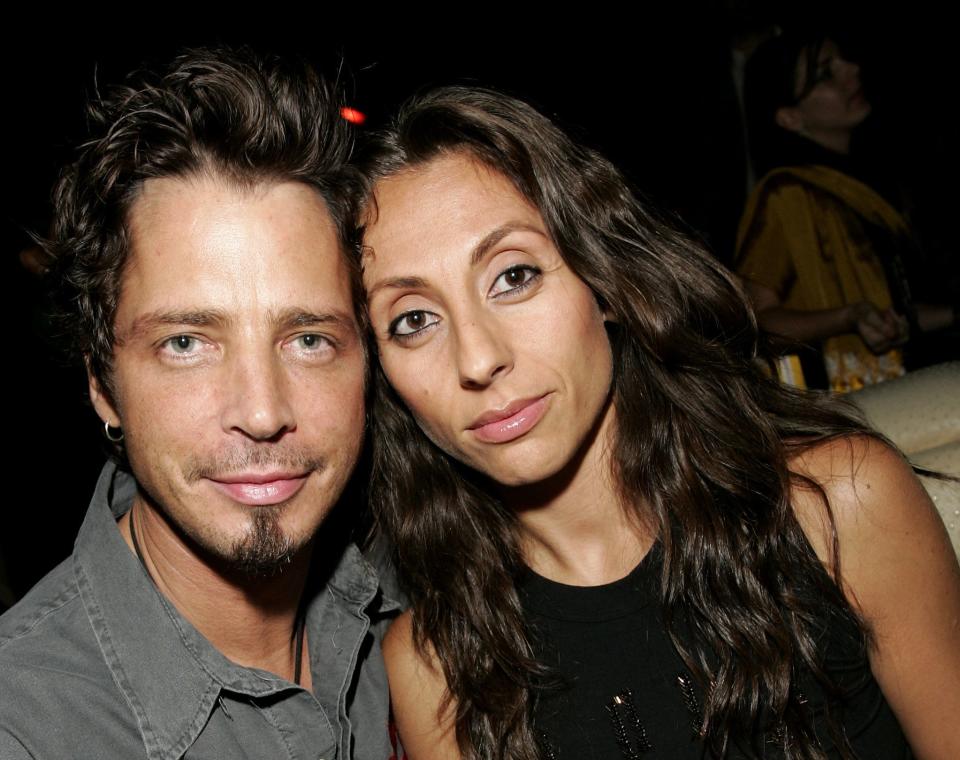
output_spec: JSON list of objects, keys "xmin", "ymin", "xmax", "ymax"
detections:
[
  {"xmin": 469, "ymin": 395, "xmax": 550, "ymax": 444},
  {"xmin": 209, "ymin": 474, "xmax": 308, "ymax": 506}
]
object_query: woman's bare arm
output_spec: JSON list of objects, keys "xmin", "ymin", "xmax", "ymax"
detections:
[
  {"xmin": 745, "ymin": 280, "xmax": 908, "ymax": 353},
  {"xmin": 792, "ymin": 436, "xmax": 960, "ymax": 759},
  {"xmin": 383, "ymin": 610, "xmax": 461, "ymax": 760}
]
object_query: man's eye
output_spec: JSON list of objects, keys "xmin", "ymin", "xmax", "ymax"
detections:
[
  {"xmin": 295, "ymin": 334, "xmax": 330, "ymax": 350},
  {"xmin": 166, "ymin": 335, "xmax": 197, "ymax": 353},
  {"xmin": 389, "ymin": 310, "xmax": 440, "ymax": 338},
  {"xmin": 490, "ymin": 265, "xmax": 541, "ymax": 297}
]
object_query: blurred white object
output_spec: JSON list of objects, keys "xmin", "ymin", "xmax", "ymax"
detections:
[{"xmin": 851, "ymin": 362, "xmax": 960, "ymax": 558}]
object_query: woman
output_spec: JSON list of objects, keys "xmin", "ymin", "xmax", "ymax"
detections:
[
  {"xmin": 737, "ymin": 32, "xmax": 956, "ymax": 392},
  {"xmin": 357, "ymin": 87, "xmax": 960, "ymax": 759}
]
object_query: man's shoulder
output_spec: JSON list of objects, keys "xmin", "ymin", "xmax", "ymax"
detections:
[
  {"xmin": 0, "ymin": 554, "xmax": 106, "ymax": 688},
  {"xmin": 360, "ymin": 534, "xmax": 408, "ymax": 614},
  {"xmin": 0, "ymin": 557, "xmax": 132, "ymax": 745},
  {"xmin": 0, "ymin": 557, "xmax": 81, "ymax": 650}
]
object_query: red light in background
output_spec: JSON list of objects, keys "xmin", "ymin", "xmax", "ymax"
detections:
[{"xmin": 340, "ymin": 107, "xmax": 367, "ymax": 125}]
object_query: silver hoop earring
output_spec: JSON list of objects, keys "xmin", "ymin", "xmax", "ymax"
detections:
[{"xmin": 103, "ymin": 421, "xmax": 124, "ymax": 443}]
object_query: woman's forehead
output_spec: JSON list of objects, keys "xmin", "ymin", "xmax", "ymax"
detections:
[
  {"xmin": 794, "ymin": 38, "xmax": 836, "ymax": 92},
  {"xmin": 368, "ymin": 156, "xmax": 540, "ymax": 241}
]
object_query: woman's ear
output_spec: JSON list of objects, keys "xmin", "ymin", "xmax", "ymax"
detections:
[
  {"xmin": 775, "ymin": 105, "xmax": 804, "ymax": 135},
  {"xmin": 597, "ymin": 295, "xmax": 617, "ymax": 324}
]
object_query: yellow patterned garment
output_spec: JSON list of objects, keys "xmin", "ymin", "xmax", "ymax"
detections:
[{"xmin": 736, "ymin": 165, "xmax": 906, "ymax": 393}]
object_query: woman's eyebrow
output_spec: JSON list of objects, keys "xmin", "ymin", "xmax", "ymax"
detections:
[
  {"xmin": 470, "ymin": 222, "xmax": 546, "ymax": 266},
  {"xmin": 366, "ymin": 222, "xmax": 548, "ymax": 299},
  {"xmin": 366, "ymin": 275, "xmax": 427, "ymax": 300}
]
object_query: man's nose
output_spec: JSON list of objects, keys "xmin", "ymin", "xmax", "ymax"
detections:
[
  {"xmin": 455, "ymin": 317, "xmax": 513, "ymax": 390},
  {"xmin": 221, "ymin": 350, "xmax": 296, "ymax": 441}
]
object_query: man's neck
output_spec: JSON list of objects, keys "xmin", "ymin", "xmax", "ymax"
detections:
[{"xmin": 118, "ymin": 498, "xmax": 312, "ymax": 689}]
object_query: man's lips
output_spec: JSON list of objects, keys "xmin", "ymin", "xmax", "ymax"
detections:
[
  {"xmin": 208, "ymin": 472, "xmax": 309, "ymax": 506},
  {"xmin": 468, "ymin": 395, "xmax": 551, "ymax": 444}
]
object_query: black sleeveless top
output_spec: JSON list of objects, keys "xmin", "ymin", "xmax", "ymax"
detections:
[{"xmin": 517, "ymin": 545, "xmax": 911, "ymax": 759}]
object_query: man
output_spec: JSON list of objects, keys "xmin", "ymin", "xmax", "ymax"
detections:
[{"xmin": 0, "ymin": 47, "xmax": 399, "ymax": 759}]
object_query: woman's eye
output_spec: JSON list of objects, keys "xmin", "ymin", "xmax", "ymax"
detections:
[
  {"xmin": 389, "ymin": 310, "xmax": 440, "ymax": 339},
  {"xmin": 490, "ymin": 265, "xmax": 541, "ymax": 297}
]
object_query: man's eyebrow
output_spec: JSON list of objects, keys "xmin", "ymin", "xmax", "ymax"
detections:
[
  {"xmin": 273, "ymin": 308, "xmax": 357, "ymax": 332},
  {"xmin": 122, "ymin": 308, "xmax": 356, "ymax": 340},
  {"xmin": 470, "ymin": 222, "xmax": 546, "ymax": 266},
  {"xmin": 124, "ymin": 309, "xmax": 229, "ymax": 340}
]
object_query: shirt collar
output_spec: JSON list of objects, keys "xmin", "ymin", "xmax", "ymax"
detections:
[{"xmin": 73, "ymin": 461, "xmax": 396, "ymax": 760}]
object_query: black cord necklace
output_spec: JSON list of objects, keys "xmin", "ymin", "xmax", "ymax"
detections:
[{"xmin": 128, "ymin": 506, "xmax": 306, "ymax": 686}]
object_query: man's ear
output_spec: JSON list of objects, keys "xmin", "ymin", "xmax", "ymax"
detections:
[
  {"xmin": 87, "ymin": 362, "xmax": 121, "ymax": 429},
  {"xmin": 775, "ymin": 105, "xmax": 804, "ymax": 135}
]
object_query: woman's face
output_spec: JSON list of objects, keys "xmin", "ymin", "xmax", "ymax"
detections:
[
  {"xmin": 362, "ymin": 153, "xmax": 615, "ymax": 487},
  {"xmin": 785, "ymin": 38, "xmax": 871, "ymax": 137}
]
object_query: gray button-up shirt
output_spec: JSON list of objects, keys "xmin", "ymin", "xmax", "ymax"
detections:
[{"xmin": 0, "ymin": 463, "xmax": 401, "ymax": 759}]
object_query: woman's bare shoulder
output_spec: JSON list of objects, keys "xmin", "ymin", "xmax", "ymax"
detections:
[
  {"xmin": 788, "ymin": 434, "xmax": 960, "ymax": 758},
  {"xmin": 383, "ymin": 609, "xmax": 416, "ymax": 661},
  {"xmin": 787, "ymin": 435, "xmax": 942, "ymax": 572}
]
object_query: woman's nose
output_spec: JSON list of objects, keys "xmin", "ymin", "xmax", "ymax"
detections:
[
  {"xmin": 834, "ymin": 56, "xmax": 861, "ymax": 89},
  {"xmin": 455, "ymin": 318, "xmax": 513, "ymax": 390}
]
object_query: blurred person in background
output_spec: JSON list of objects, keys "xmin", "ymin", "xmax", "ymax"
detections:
[{"xmin": 737, "ymin": 30, "xmax": 957, "ymax": 392}]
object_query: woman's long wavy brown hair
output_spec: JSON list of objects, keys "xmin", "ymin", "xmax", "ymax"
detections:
[{"xmin": 356, "ymin": 87, "xmax": 876, "ymax": 760}]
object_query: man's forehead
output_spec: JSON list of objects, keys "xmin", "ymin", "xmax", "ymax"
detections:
[
  {"xmin": 115, "ymin": 173, "xmax": 355, "ymax": 327},
  {"xmin": 127, "ymin": 172, "xmax": 338, "ymax": 235}
]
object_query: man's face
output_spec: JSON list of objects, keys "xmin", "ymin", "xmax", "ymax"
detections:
[{"xmin": 91, "ymin": 175, "xmax": 366, "ymax": 575}]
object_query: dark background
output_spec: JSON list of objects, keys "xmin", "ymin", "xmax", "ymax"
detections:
[{"xmin": 2, "ymin": 3, "xmax": 954, "ymax": 598}]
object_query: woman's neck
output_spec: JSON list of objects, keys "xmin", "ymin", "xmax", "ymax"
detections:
[
  {"xmin": 799, "ymin": 127, "xmax": 852, "ymax": 157},
  {"xmin": 506, "ymin": 401, "xmax": 655, "ymax": 586}
]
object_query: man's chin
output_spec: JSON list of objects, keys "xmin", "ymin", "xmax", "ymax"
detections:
[{"xmin": 227, "ymin": 506, "xmax": 298, "ymax": 579}]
